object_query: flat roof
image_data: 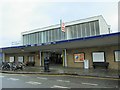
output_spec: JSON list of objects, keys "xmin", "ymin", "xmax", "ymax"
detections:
[{"xmin": 1, "ymin": 32, "xmax": 119, "ymax": 53}]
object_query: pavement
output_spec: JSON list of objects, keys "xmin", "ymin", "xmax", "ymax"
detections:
[{"xmin": 0, "ymin": 65, "xmax": 120, "ymax": 79}]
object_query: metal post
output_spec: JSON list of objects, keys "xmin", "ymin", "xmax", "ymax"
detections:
[
  {"xmin": 64, "ymin": 49, "xmax": 67, "ymax": 67},
  {"xmin": 39, "ymin": 51, "xmax": 42, "ymax": 66},
  {"xmin": 3, "ymin": 53, "xmax": 5, "ymax": 62}
]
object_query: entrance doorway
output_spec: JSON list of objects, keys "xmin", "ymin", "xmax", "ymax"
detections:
[
  {"xmin": 26, "ymin": 56, "xmax": 35, "ymax": 66},
  {"xmin": 49, "ymin": 52, "xmax": 63, "ymax": 65}
]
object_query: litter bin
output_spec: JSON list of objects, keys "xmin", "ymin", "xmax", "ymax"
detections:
[
  {"xmin": 44, "ymin": 57, "xmax": 50, "ymax": 72},
  {"xmin": 84, "ymin": 59, "xmax": 89, "ymax": 69}
]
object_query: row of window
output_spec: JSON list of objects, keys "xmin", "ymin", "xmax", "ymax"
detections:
[
  {"xmin": 8, "ymin": 50, "xmax": 120, "ymax": 64},
  {"xmin": 9, "ymin": 56, "xmax": 35, "ymax": 63},
  {"xmin": 74, "ymin": 50, "xmax": 120, "ymax": 62},
  {"xmin": 23, "ymin": 20, "xmax": 100, "ymax": 45},
  {"xmin": 67, "ymin": 20, "xmax": 99, "ymax": 39}
]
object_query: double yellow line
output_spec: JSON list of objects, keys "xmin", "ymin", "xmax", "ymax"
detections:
[{"xmin": 4, "ymin": 73, "xmax": 120, "ymax": 81}]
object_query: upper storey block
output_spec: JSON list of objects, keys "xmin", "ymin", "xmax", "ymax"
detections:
[{"xmin": 22, "ymin": 15, "xmax": 110, "ymax": 45}]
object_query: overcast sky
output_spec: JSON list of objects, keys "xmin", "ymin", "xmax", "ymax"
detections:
[{"xmin": 0, "ymin": 0, "xmax": 119, "ymax": 48}]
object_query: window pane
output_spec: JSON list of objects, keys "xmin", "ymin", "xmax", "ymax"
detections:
[
  {"xmin": 46, "ymin": 31, "xmax": 48, "ymax": 43},
  {"xmin": 43, "ymin": 32, "xmax": 45, "ymax": 43},
  {"xmin": 86, "ymin": 23, "xmax": 90, "ymax": 36},
  {"xmin": 28, "ymin": 34, "xmax": 30, "ymax": 45},
  {"xmin": 81, "ymin": 23, "xmax": 85, "ymax": 37},
  {"xmin": 74, "ymin": 25, "xmax": 77, "ymax": 38},
  {"xmin": 95, "ymin": 20, "xmax": 100, "ymax": 35},
  {"xmin": 90, "ymin": 22, "xmax": 95, "ymax": 36},
  {"xmin": 115, "ymin": 51, "xmax": 120, "ymax": 61},
  {"xmin": 23, "ymin": 35, "xmax": 25, "ymax": 45},
  {"xmin": 78, "ymin": 24, "xmax": 82, "ymax": 38},
  {"xmin": 76, "ymin": 25, "xmax": 79, "ymax": 38}
]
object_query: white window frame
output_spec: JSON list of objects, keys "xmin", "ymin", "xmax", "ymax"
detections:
[
  {"xmin": 18, "ymin": 56, "xmax": 24, "ymax": 63},
  {"xmin": 114, "ymin": 50, "xmax": 120, "ymax": 62},
  {"xmin": 92, "ymin": 52, "xmax": 105, "ymax": 62},
  {"xmin": 29, "ymin": 56, "xmax": 34, "ymax": 62},
  {"xmin": 9, "ymin": 56, "xmax": 15, "ymax": 62}
]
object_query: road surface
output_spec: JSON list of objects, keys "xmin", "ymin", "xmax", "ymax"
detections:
[{"xmin": 0, "ymin": 73, "xmax": 119, "ymax": 89}]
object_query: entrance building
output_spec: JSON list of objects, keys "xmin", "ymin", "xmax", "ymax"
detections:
[{"xmin": 0, "ymin": 15, "xmax": 119, "ymax": 70}]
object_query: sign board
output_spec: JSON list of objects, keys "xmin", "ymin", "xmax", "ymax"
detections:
[
  {"xmin": 84, "ymin": 60, "xmax": 89, "ymax": 69},
  {"xmin": 74, "ymin": 53, "xmax": 84, "ymax": 62},
  {"xmin": 115, "ymin": 51, "xmax": 120, "ymax": 61},
  {"xmin": 18, "ymin": 56, "xmax": 24, "ymax": 63},
  {"xmin": 9, "ymin": 57, "xmax": 14, "ymax": 62},
  {"xmin": 92, "ymin": 52, "xmax": 105, "ymax": 62}
]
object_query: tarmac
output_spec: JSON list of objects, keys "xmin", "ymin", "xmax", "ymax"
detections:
[{"xmin": 0, "ymin": 65, "xmax": 120, "ymax": 79}]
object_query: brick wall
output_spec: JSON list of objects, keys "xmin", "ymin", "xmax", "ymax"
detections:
[{"xmin": 67, "ymin": 45, "xmax": 119, "ymax": 70}]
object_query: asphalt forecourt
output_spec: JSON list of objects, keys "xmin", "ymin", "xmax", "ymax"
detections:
[{"xmin": 0, "ymin": 70, "xmax": 120, "ymax": 80}]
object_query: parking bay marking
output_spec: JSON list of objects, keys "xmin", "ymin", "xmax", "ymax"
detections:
[
  {"xmin": 0, "ymin": 76, "xmax": 5, "ymax": 78},
  {"xmin": 37, "ymin": 77, "xmax": 48, "ymax": 80},
  {"xmin": 8, "ymin": 78, "xmax": 19, "ymax": 81},
  {"xmin": 82, "ymin": 83, "xmax": 98, "ymax": 86},
  {"xmin": 57, "ymin": 80, "xmax": 70, "ymax": 83},
  {"xmin": 51, "ymin": 85, "xmax": 70, "ymax": 88},
  {"xmin": 26, "ymin": 81, "xmax": 41, "ymax": 85}
]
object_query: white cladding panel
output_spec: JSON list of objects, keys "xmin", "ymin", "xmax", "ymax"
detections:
[{"xmin": 99, "ymin": 16, "xmax": 109, "ymax": 34}]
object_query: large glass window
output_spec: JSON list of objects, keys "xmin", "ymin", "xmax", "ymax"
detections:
[{"xmin": 22, "ymin": 20, "xmax": 100, "ymax": 45}]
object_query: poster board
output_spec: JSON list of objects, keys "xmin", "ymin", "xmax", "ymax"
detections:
[
  {"xmin": 74, "ymin": 53, "xmax": 84, "ymax": 62},
  {"xmin": 9, "ymin": 56, "xmax": 14, "ymax": 62},
  {"xmin": 92, "ymin": 52, "xmax": 105, "ymax": 62},
  {"xmin": 115, "ymin": 51, "xmax": 120, "ymax": 61},
  {"xmin": 18, "ymin": 56, "xmax": 24, "ymax": 63}
]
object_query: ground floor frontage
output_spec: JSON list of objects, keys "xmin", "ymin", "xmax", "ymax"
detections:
[
  {"xmin": 1, "ymin": 32, "xmax": 120, "ymax": 70},
  {"xmin": 2, "ymin": 45, "xmax": 119, "ymax": 70}
]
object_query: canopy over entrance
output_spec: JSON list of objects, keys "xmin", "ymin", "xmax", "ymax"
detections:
[{"xmin": 1, "ymin": 32, "xmax": 119, "ymax": 54}]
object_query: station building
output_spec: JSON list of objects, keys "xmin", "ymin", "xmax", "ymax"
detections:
[{"xmin": 0, "ymin": 15, "xmax": 119, "ymax": 70}]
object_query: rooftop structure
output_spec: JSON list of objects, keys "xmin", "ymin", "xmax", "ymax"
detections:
[{"xmin": 22, "ymin": 15, "xmax": 110, "ymax": 45}]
